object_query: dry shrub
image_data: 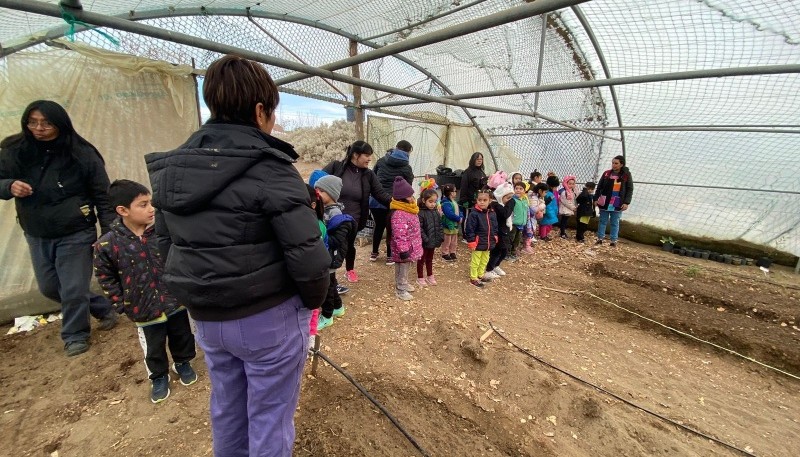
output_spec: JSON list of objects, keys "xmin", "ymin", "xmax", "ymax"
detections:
[{"xmin": 285, "ymin": 120, "xmax": 355, "ymax": 164}]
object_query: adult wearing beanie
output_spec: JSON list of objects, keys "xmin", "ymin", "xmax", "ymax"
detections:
[
  {"xmin": 369, "ymin": 140, "xmax": 414, "ymax": 265},
  {"xmin": 594, "ymin": 155, "xmax": 634, "ymax": 246}
]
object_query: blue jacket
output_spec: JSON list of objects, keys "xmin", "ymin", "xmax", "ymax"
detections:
[
  {"xmin": 440, "ymin": 196, "xmax": 462, "ymax": 231},
  {"xmin": 541, "ymin": 190, "xmax": 559, "ymax": 226}
]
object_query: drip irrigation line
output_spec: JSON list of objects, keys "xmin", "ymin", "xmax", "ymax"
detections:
[
  {"xmin": 487, "ymin": 322, "xmax": 757, "ymax": 457},
  {"xmin": 585, "ymin": 292, "xmax": 800, "ymax": 381},
  {"xmin": 310, "ymin": 349, "xmax": 431, "ymax": 457}
]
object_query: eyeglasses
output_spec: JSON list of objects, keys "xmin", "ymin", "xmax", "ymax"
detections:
[{"xmin": 27, "ymin": 120, "xmax": 55, "ymax": 130}]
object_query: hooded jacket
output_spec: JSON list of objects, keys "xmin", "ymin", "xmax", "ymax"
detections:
[
  {"xmin": 145, "ymin": 122, "xmax": 330, "ymax": 321},
  {"xmin": 93, "ymin": 219, "xmax": 180, "ymax": 323},
  {"xmin": 370, "ymin": 148, "xmax": 414, "ymax": 209},
  {"xmin": 465, "ymin": 205, "xmax": 498, "ymax": 251},
  {"xmin": 0, "ymin": 134, "xmax": 114, "ymax": 238}
]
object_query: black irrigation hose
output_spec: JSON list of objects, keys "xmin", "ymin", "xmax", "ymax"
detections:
[
  {"xmin": 311, "ymin": 349, "xmax": 432, "ymax": 457},
  {"xmin": 488, "ymin": 322, "xmax": 757, "ymax": 457}
]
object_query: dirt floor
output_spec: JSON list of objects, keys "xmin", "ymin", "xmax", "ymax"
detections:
[{"xmin": 1, "ymin": 161, "xmax": 799, "ymax": 457}]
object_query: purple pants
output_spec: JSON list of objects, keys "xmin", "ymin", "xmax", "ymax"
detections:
[{"xmin": 194, "ymin": 296, "xmax": 312, "ymax": 457}]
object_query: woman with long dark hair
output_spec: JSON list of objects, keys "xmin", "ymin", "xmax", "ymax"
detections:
[
  {"xmin": 458, "ymin": 152, "xmax": 488, "ymax": 239},
  {"xmin": 594, "ymin": 155, "xmax": 634, "ymax": 246},
  {"xmin": 323, "ymin": 140, "xmax": 392, "ymax": 282},
  {"xmin": 0, "ymin": 100, "xmax": 117, "ymax": 357}
]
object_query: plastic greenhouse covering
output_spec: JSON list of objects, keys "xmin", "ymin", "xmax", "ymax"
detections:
[{"xmin": 0, "ymin": 0, "xmax": 799, "ymax": 317}]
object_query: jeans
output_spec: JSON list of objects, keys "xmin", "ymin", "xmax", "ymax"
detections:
[
  {"xmin": 25, "ymin": 227, "xmax": 113, "ymax": 344},
  {"xmin": 596, "ymin": 209, "xmax": 622, "ymax": 242},
  {"xmin": 194, "ymin": 296, "xmax": 312, "ymax": 457}
]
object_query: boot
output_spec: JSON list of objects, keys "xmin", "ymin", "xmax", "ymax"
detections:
[{"xmin": 523, "ymin": 238, "xmax": 534, "ymax": 254}]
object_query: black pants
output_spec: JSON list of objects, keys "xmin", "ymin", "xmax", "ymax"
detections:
[
  {"xmin": 370, "ymin": 208, "xmax": 391, "ymax": 257},
  {"xmin": 486, "ymin": 244, "xmax": 508, "ymax": 272},
  {"xmin": 137, "ymin": 309, "xmax": 196, "ymax": 380},
  {"xmin": 559, "ymin": 214, "xmax": 572, "ymax": 236},
  {"xmin": 576, "ymin": 219, "xmax": 589, "ymax": 241},
  {"xmin": 322, "ymin": 272, "xmax": 343, "ymax": 318},
  {"xmin": 345, "ymin": 225, "xmax": 358, "ymax": 271}
]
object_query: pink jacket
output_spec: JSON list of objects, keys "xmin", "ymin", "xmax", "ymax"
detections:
[{"xmin": 390, "ymin": 209, "xmax": 423, "ymax": 263}]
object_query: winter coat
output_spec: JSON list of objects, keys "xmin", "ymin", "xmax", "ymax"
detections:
[
  {"xmin": 418, "ymin": 207, "xmax": 444, "ymax": 249},
  {"xmin": 93, "ymin": 219, "xmax": 180, "ymax": 323},
  {"xmin": 323, "ymin": 159, "xmax": 391, "ymax": 230},
  {"xmin": 145, "ymin": 121, "xmax": 330, "ymax": 321},
  {"xmin": 323, "ymin": 203, "xmax": 356, "ymax": 270},
  {"xmin": 370, "ymin": 149, "xmax": 413, "ymax": 209},
  {"xmin": 594, "ymin": 167, "xmax": 633, "ymax": 210},
  {"xmin": 540, "ymin": 191, "xmax": 559, "ymax": 226},
  {"xmin": 511, "ymin": 195, "xmax": 529, "ymax": 227},
  {"xmin": 489, "ymin": 200, "xmax": 514, "ymax": 250},
  {"xmin": 576, "ymin": 189, "xmax": 596, "ymax": 218},
  {"xmin": 440, "ymin": 196, "xmax": 462, "ymax": 233},
  {"xmin": 458, "ymin": 167, "xmax": 487, "ymax": 208},
  {"xmin": 390, "ymin": 208, "xmax": 423, "ymax": 263},
  {"xmin": 464, "ymin": 205, "xmax": 498, "ymax": 252},
  {"xmin": 558, "ymin": 187, "xmax": 577, "ymax": 216},
  {"xmin": 0, "ymin": 136, "xmax": 114, "ymax": 238}
]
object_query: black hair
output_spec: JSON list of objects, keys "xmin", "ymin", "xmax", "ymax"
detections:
[
  {"xmin": 440, "ymin": 183, "xmax": 456, "ymax": 199},
  {"xmin": 584, "ymin": 181, "xmax": 596, "ymax": 190},
  {"xmin": 306, "ymin": 184, "xmax": 324, "ymax": 221},
  {"xmin": 534, "ymin": 183, "xmax": 549, "ymax": 193},
  {"xmin": 109, "ymin": 179, "xmax": 150, "ymax": 209},
  {"xmin": 417, "ymin": 188, "xmax": 438, "ymax": 208},
  {"xmin": 513, "ymin": 181, "xmax": 527, "ymax": 190},
  {"xmin": 511, "ymin": 172, "xmax": 522, "ymax": 182},
  {"xmin": 395, "ymin": 140, "xmax": 413, "ymax": 153},
  {"xmin": 546, "ymin": 175, "xmax": 560, "ymax": 188},
  {"xmin": 344, "ymin": 140, "xmax": 374, "ymax": 164},
  {"xmin": 467, "ymin": 152, "xmax": 485, "ymax": 171},
  {"xmin": 613, "ymin": 155, "xmax": 626, "ymax": 167},
  {"xmin": 529, "ymin": 170, "xmax": 542, "ymax": 182},
  {"xmin": 476, "ymin": 187, "xmax": 492, "ymax": 198}
]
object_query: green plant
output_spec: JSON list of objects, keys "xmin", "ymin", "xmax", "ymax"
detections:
[
  {"xmin": 660, "ymin": 236, "xmax": 675, "ymax": 245},
  {"xmin": 684, "ymin": 265, "xmax": 702, "ymax": 278}
]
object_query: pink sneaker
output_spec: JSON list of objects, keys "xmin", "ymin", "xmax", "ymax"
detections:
[
  {"xmin": 416, "ymin": 277, "xmax": 427, "ymax": 287},
  {"xmin": 426, "ymin": 275, "xmax": 437, "ymax": 286},
  {"xmin": 345, "ymin": 270, "xmax": 359, "ymax": 282}
]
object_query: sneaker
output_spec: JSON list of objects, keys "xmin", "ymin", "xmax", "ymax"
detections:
[
  {"xmin": 450, "ymin": 253, "xmax": 457, "ymax": 261},
  {"xmin": 493, "ymin": 266, "xmax": 506, "ymax": 276},
  {"xmin": 506, "ymin": 254, "xmax": 518, "ymax": 262},
  {"xmin": 416, "ymin": 278, "xmax": 427, "ymax": 287},
  {"xmin": 480, "ymin": 276, "xmax": 493, "ymax": 283},
  {"xmin": 332, "ymin": 306, "xmax": 346, "ymax": 318},
  {"xmin": 483, "ymin": 271, "xmax": 499, "ymax": 280},
  {"xmin": 64, "ymin": 340, "xmax": 89, "ymax": 357},
  {"xmin": 576, "ymin": 239, "xmax": 585, "ymax": 243},
  {"xmin": 172, "ymin": 362, "xmax": 198, "ymax": 386},
  {"xmin": 403, "ymin": 283, "xmax": 415, "ymax": 292},
  {"xmin": 441, "ymin": 254, "xmax": 451, "ymax": 261},
  {"xmin": 97, "ymin": 312, "xmax": 118, "ymax": 331},
  {"xmin": 345, "ymin": 270, "xmax": 359, "ymax": 282},
  {"xmin": 150, "ymin": 375, "xmax": 170, "ymax": 404},
  {"xmin": 385, "ymin": 259, "xmax": 395, "ymax": 266},
  {"xmin": 336, "ymin": 284, "xmax": 350, "ymax": 295},
  {"xmin": 426, "ymin": 275, "xmax": 437, "ymax": 286},
  {"xmin": 595, "ymin": 239, "xmax": 603, "ymax": 245},
  {"xmin": 461, "ymin": 238, "xmax": 468, "ymax": 244},
  {"xmin": 610, "ymin": 241, "xmax": 617, "ymax": 247},
  {"xmin": 369, "ymin": 252, "xmax": 379, "ymax": 261},
  {"xmin": 469, "ymin": 279, "xmax": 484, "ymax": 288},
  {"xmin": 560, "ymin": 234, "xmax": 568, "ymax": 239},
  {"xmin": 395, "ymin": 290, "xmax": 413, "ymax": 301},
  {"xmin": 317, "ymin": 315, "xmax": 334, "ymax": 331}
]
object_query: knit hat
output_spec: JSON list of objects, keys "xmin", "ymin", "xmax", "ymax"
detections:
[
  {"xmin": 392, "ymin": 176, "xmax": 414, "ymax": 200},
  {"xmin": 308, "ymin": 169, "xmax": 328, "ymax": 188},
  {"xmin": 493, "ymin": 182, "xmax": 514, "ymax": 201},
  {"xmin": 314, "ymin": 175, "xmax": 343, "ymax": 202}
]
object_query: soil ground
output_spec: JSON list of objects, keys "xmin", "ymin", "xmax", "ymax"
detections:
[{"xmin": 1, "ymin": 161, "xmax": 798, "ymax": 457}]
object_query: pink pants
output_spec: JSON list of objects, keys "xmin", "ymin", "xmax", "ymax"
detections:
[
  {"xmin": 441, "ymin": 233, "xmax": 459, "ymax": 255},
  {"xmin": 539, "ymin": 224, "xmax": 552, "ymax": 239}
]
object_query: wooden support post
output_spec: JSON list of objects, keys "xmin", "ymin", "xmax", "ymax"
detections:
[{"xmin": 349, "ymin": 39, "xmax": 365, "ymax": 141}]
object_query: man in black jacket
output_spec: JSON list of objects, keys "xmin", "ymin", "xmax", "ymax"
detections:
[{"xmin": 0, "ymin": 100, "xmax": 117, "ymax": 357}]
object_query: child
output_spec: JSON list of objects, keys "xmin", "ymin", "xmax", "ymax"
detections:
[
  {"xmin": 93, "ymin": 179, "xmax": 197, "ymax": 404},
  {"xmin": 440, "ymin": 183, "xmax": 462, "ymax": 261},
  {"xmin": 485, "ymin": 183, "xmax": 515, "ymax": 279},
  {"xmin": 306, "ymin": 183, "xmax": 326, "ymax": 346},
  {"xmin": 314, "ymin": 175, "xmax": 356, "ymax": 330},
  {"xmin": 417, "ymin": 188, "xmax": 444, "ymax": 286},
  {"xmin": 509, "ymin": 181, "xmax": 532, "ymax": 257},
  {"xmin": 558, "ymin": 175, "xmax": 578, "ymax": 239},
  {"xmin": 528, "ymin": 170, "xmax": 542, "ymax": 187},
  {"xmin": 539, "ymin": 176, "xmax": 560, "ymax": 241},
  {"xmin": 465, "ymin": 189, "xmax": 498, "ymax": 288},
  {"xmin": 511, "ymin": 172, "xmax": 524, "ymax": 187},
  {"xmin": 390, "ymin": 176, "xmax": 423, "ymax": 300},
  {"xmin": 575, "ymin": 181, "xmax": 597, "ymax": 243}
]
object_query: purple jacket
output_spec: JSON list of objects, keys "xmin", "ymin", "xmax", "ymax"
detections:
[{"xmin": 390, "ymin": 209, "xmax": 423, "ymax": 263}]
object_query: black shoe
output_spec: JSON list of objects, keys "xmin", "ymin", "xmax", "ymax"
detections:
[
  {"xmin": 450, "ymin": 253, "xmax": 457, "ymax": 261},
  {"xmin": 595, "ymin": 239, "xmax": 603, "ymax": 245},
  {"xmin": 560, "ymin": 234, "xmax": 568, "ymax": 239},
  {"xmin": 151, "ymin": 375, "xmax": 171, "ymax": 403},
  {"xmin": 610, "ymin": 241, "xmax": 617, "ymax": 247},
  {"xmin": 469, "ymin": 279, "xmax": 484, "ymax": 288},
  {"xmin": 172, "ymin": 362, "xmax": 198, "ymax": 386},
  {"xmin": 64, "ymin": 340, "xmax": 89, "ymax": 357},
  {"xmin": 97, "ymin": 312, "xmax": 118, "ymax": 331}
]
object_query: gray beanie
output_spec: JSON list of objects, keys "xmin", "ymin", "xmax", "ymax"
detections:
[{"xmin": 314, "ymin": 175, "xmax": 343, "ymax": 202}]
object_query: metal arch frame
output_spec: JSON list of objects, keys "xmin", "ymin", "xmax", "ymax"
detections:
[{"xmin": 0, "ymin": 4, "xmax": 505, "ymax": 168}]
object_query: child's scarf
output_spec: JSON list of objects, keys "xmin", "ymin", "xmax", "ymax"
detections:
[{"xmin": 390, "ymin": 198, "xmax": 420, "ymax": 215}]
